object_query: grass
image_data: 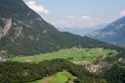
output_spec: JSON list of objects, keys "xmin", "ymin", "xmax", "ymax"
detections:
[
  {"xmin": 29, "ymin": 80, "xmax": 41, "ymax": 83},
  {"xmin": 8, "ymin": 48, "xmax": 117, "ymax": 65},
  {"xmin": 29, "ymin": 71, "xmax": 76, "ymax": 83}
]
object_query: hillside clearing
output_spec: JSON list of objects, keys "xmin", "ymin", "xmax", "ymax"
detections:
[{"xmin": 29, "ymin": 71, "xmax": 76, "ymax": 83}]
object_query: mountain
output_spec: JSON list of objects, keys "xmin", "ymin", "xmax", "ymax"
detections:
[
  {"xmin": 88, "ymin": 16, "xmax": 125, "ymax": 48},
  {"xmin": 0, "ymin": 0, "xmax": 60, "ymax": 55},
  {"xmin": 0, "ymin": 0, "xmax": 122, "ymax": 55},
  {"xmin": 58, "ymin": 24, "xmax": 107, "ymax": 36}
]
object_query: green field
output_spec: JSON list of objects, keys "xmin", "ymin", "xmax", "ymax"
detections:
[
  {"xmin": 29, "ymin": 71, "xmax": 76, "ymax": 83},
  {"xmin": 8, "ymin": 48, "xmax": 117, "ymax": 65}
]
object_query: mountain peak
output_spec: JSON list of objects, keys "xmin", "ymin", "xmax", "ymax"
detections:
[{"xmin": 88, "ymin": 16, "xmax": 125, "ymax": 48}]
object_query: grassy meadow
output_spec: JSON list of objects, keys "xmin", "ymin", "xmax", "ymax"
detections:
[
  {"xmin": 29, "ymin": 71, "xmax": 76, "ymax": 83},
  {"xmin": 8, "ymin": 48, "xmax": 117, "ymax": 65}
]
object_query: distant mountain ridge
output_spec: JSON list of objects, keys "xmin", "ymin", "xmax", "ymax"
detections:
[
  {"xmin": 88, "ymin": 16, "xmax": 125, "ymax": 48},
  {"xmin": 58, "ymin": 24, "xmax": 107, "ymax": 36},
  {"xmin": 0, "ymin": 0, "xmax": 122, "ymax": 55}
]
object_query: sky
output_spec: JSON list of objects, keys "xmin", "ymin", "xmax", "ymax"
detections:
[{"xmin": 23, "ymin": 0, "xmax": 125, "ymax": 29}]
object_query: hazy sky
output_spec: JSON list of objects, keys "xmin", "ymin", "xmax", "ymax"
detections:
[{"xmin": 23, "ymin": 0, "xmax": 125, "ymax": 29}]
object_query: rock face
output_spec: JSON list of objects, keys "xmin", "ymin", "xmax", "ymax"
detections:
[
  {"xmin": 86, "ymin": 50, "xmax": 125, "ymax": 74},
  {"xmin": 86, "ymin": 61, "xmax": 113, "ymax": 74},
  {"xmin": 0, "ymin": 18, "xmax": 12, "ymax": 39},
  {"xmin": 0, "ymin": 56, "xmax": 6, "ymax": 62},
  {"xmin": 88, "ymin": 16, "xmax": 125, "ymax": 48}
]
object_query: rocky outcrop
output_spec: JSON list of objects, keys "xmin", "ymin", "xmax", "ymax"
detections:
[
  {"xmin": 0, "ymin": 56, "xmax": 6, "ymax": 62},
  {"xmin": 0, "ymin": 18, "xmax": 12, "ymax": 39},
  {"xmin": 86, "ymin": 57, "xmax": 125, "ymax": 74},
  {"xmin": 86, "ymin": 61, "xmax": 112, "ymax": 74}
]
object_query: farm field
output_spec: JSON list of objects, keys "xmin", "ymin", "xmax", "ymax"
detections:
[
  {"xmin": 8, "ymin": 48, "xmax": 117, "ymax": 65},
  {"xmin": 29, "ymin": 71, "xmax": 76, "ymax": 83}
]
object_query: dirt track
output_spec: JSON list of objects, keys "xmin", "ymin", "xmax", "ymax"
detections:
[{"xmin": 41, "ymin": 77, "xmax": 53, "ymax": 83}]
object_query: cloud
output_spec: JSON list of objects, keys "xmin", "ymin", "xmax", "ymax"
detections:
[
  {"xmin": 50, "ymin": 16, "xmax": 96, "ymax": 28},
  {"xmin": 49, "ymin": 15, "xmax": 117, "ymax": 29},
  {"xmin": 26, "ymin": 1, "xmax": 49, "ymax": 14},
  {"xmin": 120, "ymin": 10, "xmax": 125, "ymax": 16},
  {"xmin": 81, "ymin": 16, "xmax": 91, "ymax": 21}
]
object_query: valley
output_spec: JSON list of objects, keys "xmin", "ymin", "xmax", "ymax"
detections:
[
  {"xmin": 0, "ymin": 0, "xmax": 125, "ymax": 83},
  {"xmin": 8, "ymin": 48, "xmax": 117, "ymax": 65}
]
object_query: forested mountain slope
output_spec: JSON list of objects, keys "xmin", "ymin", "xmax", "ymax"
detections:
[
  {"xmin": 0, "ymin": 0, "xmax": 122, "ymax": 55},
  {"xmin": 88, "ymin": 16, "xmax": 125, "ymax": 48}
]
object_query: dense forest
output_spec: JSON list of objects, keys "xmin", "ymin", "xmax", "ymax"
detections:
[
  {"xmin": 104, "ymin": 63, "xmax": 125, "ymax": 83},
  {"xmin": 102, "ymin": 50, "xmax": 125, "ymax": 64},
  {"xmin": 0, "ymin": 34, "xmax": 123, "ymax": 56},
  {"xmin": 0, "ymin": 59, "xmax": 107, "ymax": 83},
  {"xmin": 1, "ymin": 51, "xmax": 125, "ymax": 83},
  {"xmin": 98, "ymin": 50, "xmax": 125, "ymax": 83}
]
